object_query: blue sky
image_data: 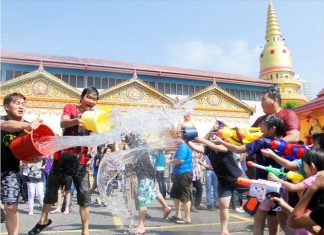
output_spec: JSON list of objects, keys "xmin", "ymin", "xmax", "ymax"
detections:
[{"xmin": 1, "ymin": 0, "xmax": 324, "ymax": 97}]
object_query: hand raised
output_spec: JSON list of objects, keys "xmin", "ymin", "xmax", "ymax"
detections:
[{"xmin": 27, "ymin": 119, "xmax": 42, "ymax": 130}]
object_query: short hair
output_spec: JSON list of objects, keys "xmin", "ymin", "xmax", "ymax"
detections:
[
  {"xmin": 303, "ymin": 149, "xmax": 324, "ymax": 171},
  {"xmin": 263, "ymin": 86, "xmax": 281, "ymax": 106},
  {"xmin": 297, "ymin": 140, "xmax": 305, "ymax": 145},
  {"xmin": 81, "ymin": 87, "xmax": 99, "ymax": 100},
  {"xmin": 97, "ymin": 144, "xmax": 105, "ymax": 152},
  {"xmin": 312, "ymin": 133, "xmax": 324, "ymax": 149},
  {"xmin": 263, "ymin": 114, "xmax": 285, "ymax": 137},
  {"xmin": 3, "ymin": 92, "xmax": 26, "ymax": 106}
]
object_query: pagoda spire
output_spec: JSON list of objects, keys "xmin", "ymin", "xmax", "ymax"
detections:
[
  {"xmin": 259, "ymin": 0, "xmax": 306, "ymax": 106},
  {"xmin": 265, "ymin": 0, "xmax": 283, "ymax": 43}
]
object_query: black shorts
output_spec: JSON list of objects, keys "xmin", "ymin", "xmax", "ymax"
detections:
[
  {"xmin": 218, "ymin": 181, "xmax": 249, "ymax": 198},
  {"xmin": 44, "ymin": 153, "xmax": 90, "ymax": 207},
  {"xmin": 61, "ymin": 175, "xmax": 73, "ymax": 191},
  {"xmin": 170, "ymin": 171, "xmax": 193, "ymax": 202}
]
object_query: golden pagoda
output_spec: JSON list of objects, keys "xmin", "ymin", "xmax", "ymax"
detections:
[{"xmin": 259, "ymin": 0, "xmax": 306, "ymax": 107}]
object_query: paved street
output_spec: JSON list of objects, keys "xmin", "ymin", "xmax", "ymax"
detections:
[{"xmin": 1, "ymin": 192, "xmax": 256, "ymax": 235}]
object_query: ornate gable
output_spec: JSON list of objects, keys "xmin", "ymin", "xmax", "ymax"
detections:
[
  {"xmin": 182, "ymin": 84, "xmax": 254, "ymax": 119},
  {"xmin": 99, "ymin": 78, "xmax": 174, "ymax": 108},
  {"xmin": 0, "ymin": 69, "xmax": 81, "ymax": 99},
  {"xmin": 0, "ymin": 69, "xmax": 81, "ymax": 114}
]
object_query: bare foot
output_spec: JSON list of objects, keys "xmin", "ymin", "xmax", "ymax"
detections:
[
  {"xmin": 163, "ymin": 207, "xmax": 172, "ymax": 219},
  {"xmin": 50, "ymin": 209, "xmax": 61, "ymax": 214},
  {"xmin": 63, "ymin": 209, "xmax": 69, "ymax": 215}
]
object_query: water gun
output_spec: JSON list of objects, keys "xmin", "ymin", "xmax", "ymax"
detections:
[
  {"xmin": 246, "ymin": 161, "xmax": 304, "ymax": 183},
  {"xmin": 236, "ymin": 177, "xmax": 282, "ymax": 201},
  {"xmin": 267, "ymin": 139, "xmax": 310, "ymax": 161},
  {"xmin": 216, "ymin": 126, "xmax": 263, "ymax": 145},
  {"xmin": 236, "ymin": 177, "xmax": 282, "ymax": 215}
]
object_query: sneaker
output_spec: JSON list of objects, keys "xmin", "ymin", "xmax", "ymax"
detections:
[
  {"xmin": 190, "ymin": 207, "xmax": 199, "ymax": 213},
  {"xmin": 235, "ymin": 207, "xmax": 245, "ymax": 214}
]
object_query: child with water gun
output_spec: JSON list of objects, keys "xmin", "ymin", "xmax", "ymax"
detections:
[
  {"xmin": 266, "ymin": 149, "xmax": 324, "ymax": 235},
  {"xmin": 267, "ymin": 149, "xmax": 324, "ymax": 195},
  {"xmin": 261, "ymin": 132, "xmax": 324, "ymax": 180},
  {"xmin": 213, "ymin": 114, "xmax": 293, "ymax": 235}
]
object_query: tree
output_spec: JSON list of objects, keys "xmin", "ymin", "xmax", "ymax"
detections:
[{"xmin": 283, "ymin": 102, "xmax": 299, "ymax": 109}]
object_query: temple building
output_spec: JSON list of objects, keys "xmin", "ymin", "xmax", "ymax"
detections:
[
  {"xmin": 0, "ymin": 51, "xmax": 272, "ymax": 135},
  {"xmin": 293, "ymin": 88, "xmax": 324, "ymax": 145},
  {"xmin": 259, "ymin": 1, "xmax": 307, "ymax": 107}
]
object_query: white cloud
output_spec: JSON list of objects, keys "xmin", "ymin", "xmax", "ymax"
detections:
[{"xmin": 165, "ymin": 40, "xmax": 261, "ymax": 76}]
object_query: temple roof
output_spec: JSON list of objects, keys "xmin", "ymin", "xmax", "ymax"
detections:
[
  {"xmin": 293, "ymin": 88, "xmax": 324, "ymax": 114},
  {"xmin": 1, "ymin": 50, "xmax": 273, "ymax": 87}
]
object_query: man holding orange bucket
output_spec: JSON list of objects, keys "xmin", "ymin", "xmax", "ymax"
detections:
[
  {"xmin": 1, "ymin": 92, "xmax": 42, "ymax": 235},
  {"xmin": 29, "ymin": 87, "xmax": 99, "ymax": 235}
]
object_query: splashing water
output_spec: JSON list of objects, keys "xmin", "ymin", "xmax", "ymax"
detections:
[
  {"xmin": 97, "ymin": 142, "xmax": 175, "ymax": 230},
  {"xmin": 35, "ymin": 102, "xmax": 194, "ymax": 155},
  {"xmin": 34, "ymin": 102, "xmax": 194, "ymax": 231}
]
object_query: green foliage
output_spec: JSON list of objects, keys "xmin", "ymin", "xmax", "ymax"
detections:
[{"xmin": 283, "ymin": 102, "xmax": 299, "ymax": 109}]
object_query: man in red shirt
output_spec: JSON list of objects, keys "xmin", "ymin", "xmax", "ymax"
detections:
[
  {"xmin": 251, "ymin": 86, "xmax": 300, "ymax": 235},
  {"xmin": 252, "ymin": 86, "xmax": 300, "ymax": 143},
  {"xmin": 29, "ymin": 87, "xmax": 99, "ymax": 235}
]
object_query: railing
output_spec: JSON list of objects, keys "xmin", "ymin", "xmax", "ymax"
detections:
[
  {"xmin": 272, "ymin": 78, "xmax": 302, "ymax": 87},
  {"xmin": 281, "ymin": 93, "xmax": 307, "ymax": 101}
]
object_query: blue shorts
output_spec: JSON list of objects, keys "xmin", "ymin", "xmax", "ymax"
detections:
[{"xmin": 1, "ymin": 171, "xmax": 20, "ymax": 205}]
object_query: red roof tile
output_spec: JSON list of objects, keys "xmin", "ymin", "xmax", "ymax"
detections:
[
  {"xmin": 293, "ymin": 88, "xmax": 324, "ymax": 114},
  {"xmin": 1, "ymin": 50, "xmax": 274, "ymax": 87}
]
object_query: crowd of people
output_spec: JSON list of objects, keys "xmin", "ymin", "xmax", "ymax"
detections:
[{"xmin": 1, "ymin": 86, "xmax": 324, "ymax": 235}]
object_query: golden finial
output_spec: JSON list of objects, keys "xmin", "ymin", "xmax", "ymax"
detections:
[
  {"xmin": 265, "ymin": 0, "xmax": 282, "ymax": 41},
  {"xmin": 132, "ymin": 70, "xmax": 138, "ymax": 79},
  {"xmin": 38, "ymin": 60, "xmax": 44, "ymax": 72}
]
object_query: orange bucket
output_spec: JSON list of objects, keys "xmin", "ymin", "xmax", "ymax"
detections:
[{"xmin": 11, "ymin": 124, "xmax": 55, "ymax": 163}]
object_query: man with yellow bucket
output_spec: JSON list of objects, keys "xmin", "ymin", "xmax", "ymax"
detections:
[
  {"xmin": 29, "ymin": 87, "xmax": 104, "ymax": 235},
  {"xmin": 1, "ymin": 92, "xmax": 43, "ymax": 235}
]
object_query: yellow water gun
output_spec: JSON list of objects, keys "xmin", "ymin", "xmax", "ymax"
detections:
[{"xmin": 216, "ymin": 126, "xmax": 263, "ymax": 145}]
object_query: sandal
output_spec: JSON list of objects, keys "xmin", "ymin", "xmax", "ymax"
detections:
[
  {"xmin": 163, "ymin": 208, "xmax": 172, "ymax": 220},
  {"xmin": 176, "ymin": 219, "xmax": 192, "ymax": 224},
  {"xmin": 28, "ymin": 219, "xmax": 52, "ymax": 235},
  {"xmin": 169, "ymin": 215, "xmax": 183, "ymax": 221}
]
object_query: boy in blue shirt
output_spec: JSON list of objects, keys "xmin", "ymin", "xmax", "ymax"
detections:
[{"xmin": 168, "ymin": 131, "xmax": 193, "ymax": 224}]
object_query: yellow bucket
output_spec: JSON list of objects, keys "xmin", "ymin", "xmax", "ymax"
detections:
[{"xmin": 81, "ymin": 110, "xmax": 110, "ymax": 134}]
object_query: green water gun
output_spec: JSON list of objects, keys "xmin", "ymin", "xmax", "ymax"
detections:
[{"xmin": 247, "ymin": 161, "xmax": 304, "ymax": 183}]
